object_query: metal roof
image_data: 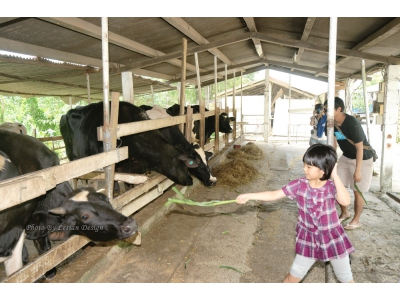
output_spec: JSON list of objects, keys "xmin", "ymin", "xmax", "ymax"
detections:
[{"xmin": 1, "ymin": 17, "xmax": 399, "ymax": 100}]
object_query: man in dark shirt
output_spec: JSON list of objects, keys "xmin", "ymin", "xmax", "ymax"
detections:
[{"xmin": 324, "ymin": 97, "xmax": 374, "ymax": 230}]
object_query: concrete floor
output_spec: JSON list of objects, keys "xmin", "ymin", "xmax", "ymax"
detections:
[{"xmin": 42, "ymin": 135, "xmax": 400, "ymax": 284}]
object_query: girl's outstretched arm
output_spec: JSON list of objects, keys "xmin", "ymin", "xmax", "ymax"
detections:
[
  {"xmin": 236, "ymin": 189, "xmax": 286, "ymax": 204},
  {"xmin": 331, "ymin": 163, "xmax": 351, "ymax": 206}
]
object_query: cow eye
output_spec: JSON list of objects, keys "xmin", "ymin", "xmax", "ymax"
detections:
[{"xmin": 82, "ymin": 214, "xmax": 90, "ymax": 220}]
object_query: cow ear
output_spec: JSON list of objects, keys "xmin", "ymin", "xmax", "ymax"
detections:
[
  {"xmin": 178, "ymin": 154, "xmax": 199, "ymax": 168},
  {"xmin": 70, "ymin": 190, "xmax": 89, "ymax": 202},
  {"xmin": 48, "ymin": 207, "xmax": 67, "ymax": 215},
  {"xmin": 205, "ymin": 151, "xmax": 213, "ymax": 161},
  {"xmin": 229, "ymin": 117, "xmax": 236, "ymax": 121},
  {"xmin": 191, "ymin": 143, "xmax": 200, "ymax": 149}
]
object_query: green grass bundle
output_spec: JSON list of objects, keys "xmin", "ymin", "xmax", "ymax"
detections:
[{"xmin": 165, "ymin": 187, "xmax": 237, "ymax": 207}]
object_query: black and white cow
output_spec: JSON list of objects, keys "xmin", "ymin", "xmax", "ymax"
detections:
[
  {"xmin": 0, "ymin": 129, "xmax": 138, "ymax": 278},
  {"xmin": 142, "ymin": 105, "xmax": 216, "ymax": 186},
  {"xmin": 166, "ymin": 104, "xmax": 235, "ymax": 142},
  {"xmin": 60, "ymin": 101, "xmax": 213, "ymax": 188}
]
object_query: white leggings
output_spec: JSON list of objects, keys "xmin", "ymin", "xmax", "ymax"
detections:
[{"xmin": 290, "ymin": 254, "xmax": 353, "ymax": 283}]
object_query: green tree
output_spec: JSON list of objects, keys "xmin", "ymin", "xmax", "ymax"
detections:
[
  {"xmin": 0, "ymin": 95, "xmax": 87, "ymax": 137},
  {"xmin": 351, "ymin": 72, "xmax": 383, "ymax": 113}
]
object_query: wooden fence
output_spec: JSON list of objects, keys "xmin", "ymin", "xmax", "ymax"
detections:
[{"xmin": 1, "ymin": 107, "xmax": 238, "ymax": 283}]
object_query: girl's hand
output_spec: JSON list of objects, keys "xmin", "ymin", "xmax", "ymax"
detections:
[
  {"xmin": 236, "ymin": 194, "xmax": 250, "ymax": 204},
  {"xmin": 331, "ymin": 163, "xmax": 338, "ymax": 180}
]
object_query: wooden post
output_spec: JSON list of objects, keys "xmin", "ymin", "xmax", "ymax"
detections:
[
  {"xmin": 224, "ymin": 64, "xmax": 229, "ymax": 145},
  {"xmin": 194, "ymin": 52, "xmax": 205, "ymax": 148},
  {"xmin": 264, "ymin": 68, "xmax": 270, "ymax": 142},
  {"xmin": 232, "ymin": 69, "xmax": 236, "ymax": 140},
  {"xmin": 106, "ymin": 92, "xmax": 120, "ymax": 200},
  {"xmin": 361, "ymin": 60, "xmax": 371, "ymax": 142},
  {"xmin": 204, "ymin": 86, "xmax": 209, "ymax": 110},
  {"xmin": 121, "ymin": 71, "xmax": 134, "ymax": 104},
  {"xmin": 86, "ymin": 73, "xmax": 91, "ymax": 102},
  {"xmin": 214, "ymin": 56, "xmax": 219, "ymax": 152},
  {"xmin": 150, "ymin": 85, "xmax": 154, "ymax": 105},
  {"xmin": 240, "ymin": 71, "xmax": 243, "ymax": 137},
  {"xmin": 101, "ymin": 17, "xmax": 113, "ymax": 200},
  {"xmin": 180, "ymin": 38, "xmax": 187, "ymax": 133},
  {"xmin": 380, "ymin": 65, "xmax": 400, "ymax": 192},
  {"xmin": 186, "ymin": 105, "xmax": 193, "ymax": 143}
]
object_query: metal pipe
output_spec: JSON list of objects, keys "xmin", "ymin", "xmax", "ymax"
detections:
[
  {"xmin": 288, "ymin": 74, "xmax": 291, "ymax": 144},
  {"xmin": 325, "ymin": 17, "xmax": 338, "ymax": 283},
  {"xmin": 326, "ymin": 17, "xmax": 338, "ymax": 148},
  {"xmin": 361, "ymin": 60, "xmax": 371, "ymax": 142},
  {"xmin": 101, "ymin": 17, "xmax": 112, "ymax": 200}
]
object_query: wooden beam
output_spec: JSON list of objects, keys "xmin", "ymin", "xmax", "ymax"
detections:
[
  {"xmin": 39, "ymin": 17, "xmax": 201, "ymax": 74},
  {"xmin": 292, "ymin": 17, "xmax": 316, "ymax": 65},
  {"xmin": 0, "ymin": 147, "xmax": 129, "ymax": 212},
  {"xmin": 0, "ymin": 37, "xmax": 175, "ymax": 82},
  {"xmin": 253, "ymin": 32, "xmax": 400, "ymax": 64},
  {"xmin": 243, "ymin": 17, "xmax": 266, "ymax": 59},
  {"xmin": 162, "ymin": 17, "xmax": 245, "ymax": 73},
  {"xmin": 336, "ymin": 17, "xmax": 400, "ymax": 67},
  {"xmin": 113, "ymin": 32, "xmax": 252, "ymax": 74}
]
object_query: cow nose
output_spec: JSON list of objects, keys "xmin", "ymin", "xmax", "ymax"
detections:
[{"xmin": 122, "ymin": 218, "xmax": 138, "ymax": 234}]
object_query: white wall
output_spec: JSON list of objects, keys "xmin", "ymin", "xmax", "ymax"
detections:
[{"xmin": 273, "ymin": 99, "xmax": 315, "ymax": 137}]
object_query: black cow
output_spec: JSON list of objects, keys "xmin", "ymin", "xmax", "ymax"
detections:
[
  {"xmin": 141, "ymin": 105, "xmax": 216, "ymax": 186},
  {"xmin": 0, "ymin": 150, "xmax": 30, "ymax": 276},
  {"xmin": 60, "ymin": 101, "xmax": 207, "ymax": 188},
  {"xmin": 0, "ymin": 129, "xmax": 138, "ymax": 278},
  {"xmin": 166, "ymin": 104, "xmax": 235, "ymax": 142}
]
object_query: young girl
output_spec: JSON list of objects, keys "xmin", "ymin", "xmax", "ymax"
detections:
[{"xmin": 236, "ymin": 144, "xmax": 355, "ymax": 283}]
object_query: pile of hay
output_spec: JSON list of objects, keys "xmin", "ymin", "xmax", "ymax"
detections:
[
  {"xmin": 212, "ymin": 143, "xmax": 264, "ymax": 188},
  {"xmin": 226, "ymin": 142, "xmax": 264, "ymax": 160},
  {"xmin": 212, "ymin": 158, "xmax": 259, "ymax": 187}
]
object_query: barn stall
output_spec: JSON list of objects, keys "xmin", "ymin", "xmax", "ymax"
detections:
[{"xmin": 1, "ymin": 17, "xmax": 400, "ymax": 283}]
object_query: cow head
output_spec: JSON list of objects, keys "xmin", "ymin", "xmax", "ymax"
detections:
[
  {"xmin": 218, "ymin": 113, "xmax": 235, "ymax": 134},
  {"xmin": 26, "ymin": 187, "xmax": 138, "ymax": 243},
  {"xmin": 184, "ymin": 143, "xmax": 217, "ymax": 187}
]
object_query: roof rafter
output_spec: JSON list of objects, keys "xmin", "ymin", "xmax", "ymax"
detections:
[
  {"xmin": 162, "ymin": 17, "xmax": 245, "ymax": 74},
  {"xmin": 38, "ymin": 17, "xmax": 205, "ymax": 76},
  {"xmin": 253, "ymin": 32, "xmax": 400, "ymax": 64},
  {"xmin": 0, "ymin": 36, "xmax": 177, "ymax": 82},
  {"xmin": 243, "ymin": 17, "xmax": 266, "ymax": 59},
  {"xmin": 292, "ymin": 17, "xmax": 316, "ymax": 67},
  {"xmin": 315, "ymin": 17, "xmax": 400, "ymax": 76}
]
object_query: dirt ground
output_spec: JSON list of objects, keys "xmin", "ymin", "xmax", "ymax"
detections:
[{"xmin": 39, "ymin": 133, "xmax": 400, "ymax": 284}]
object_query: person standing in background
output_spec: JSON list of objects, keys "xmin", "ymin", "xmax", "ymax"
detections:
[
  {"xmin": 324, "ymin": 97, "xmax": 374, "ymax": 230},
  {"xmin": 309, "ymin": 103, "xmax": 327, "ymax": 145}
]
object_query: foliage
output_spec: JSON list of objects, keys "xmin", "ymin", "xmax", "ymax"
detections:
[
  {"xmin": 135, "ymin": 73, "xmax": 256, "ymax": 108},
  {"xmin": 0, "ymin": 72, "xmax": 256, "ymax": 137},
  {"xmin": 351, "ymin": 72, "xmax": 383, "ymax": 113},
  {"xmin": 0, "ymin": 95, "xmax": 87, "ymax": 137}
]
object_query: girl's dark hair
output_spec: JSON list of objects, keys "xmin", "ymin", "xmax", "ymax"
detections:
[{"xmin": 303, "ymin": 144, "xmax": 337, "ymax": 180}]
